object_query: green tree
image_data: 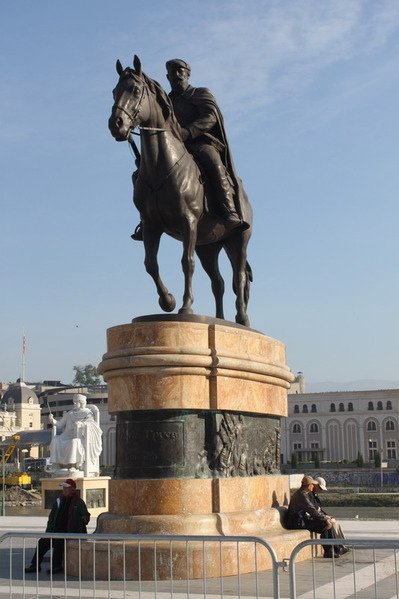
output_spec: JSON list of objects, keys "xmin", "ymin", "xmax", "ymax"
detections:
[
  {"xmin": 73, "ymin": 364, "xmax": 101, "ymax": 386},
  {"xmin": 291, "ymin": 452, "xmax": 298, "ymax": 469},
  {"xmin": 314, "ymin": 452, "xmax": 320, "ymax": 468},
  {"xmin": 374, "ymin": 451, "xmax": 382, "ymax": 468},
  {"xmin": 356, "ymin": 451, "xmax": 364, "ymax": 467}
]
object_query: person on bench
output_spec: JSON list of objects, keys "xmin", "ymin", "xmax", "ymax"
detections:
[
  {"xmin": 311, "ymin": 476, "xmax": 349, "ymax": 555},
  {"xmin": 285, "ymin": 475, "xmax": 340, "ymax": 558}
]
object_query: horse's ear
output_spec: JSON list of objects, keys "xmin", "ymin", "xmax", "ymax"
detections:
[
  {"xmin": 116, "ymin": 60, "xmax": 124, "ymax": 76},
  {"xmin": 133, "ymin": 55, "xmax": 142, "ymax": 76}
]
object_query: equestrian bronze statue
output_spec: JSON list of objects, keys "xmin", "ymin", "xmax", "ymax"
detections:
[{"xmin": 108, "ymin": 55, "xmax": 253, "ymax": 326}]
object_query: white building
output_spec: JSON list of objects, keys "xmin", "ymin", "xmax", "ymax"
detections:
[
  {"xmin": 0, "ymin": 380, "xmax": 42, "ymax": 458},
  {"xmin": 282, "ymin": 376, "xmax": 399, "ymax": 466}
]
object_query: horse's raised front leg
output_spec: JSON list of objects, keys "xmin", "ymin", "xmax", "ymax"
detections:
[
  {"xmin": 196, "ymin": 243, "xmax": 225, "ymax": 319},
  {"xmin": 224, "ymin": 231, "xmax": 251, "ymax": 327},
  {"xmin": 179, "ymin": 217, "xmax": 198, "ymax": 315},
  {"xmin": 143, "ymin": 225, "xmax": 176, "ymax": 312}
]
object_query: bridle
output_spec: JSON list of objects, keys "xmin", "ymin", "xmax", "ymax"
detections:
[{"xmin": 114, "ymin": 74, "xmax": 166, "ymax": 134}]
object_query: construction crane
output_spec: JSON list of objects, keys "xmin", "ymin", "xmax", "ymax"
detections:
[
  {"xmin": 1, "ymin": 434, "xmax": 31, "ymax": 487},
  {"xmin": 2, "ymin": 434, "xmax": 21, "ymax": 463}
]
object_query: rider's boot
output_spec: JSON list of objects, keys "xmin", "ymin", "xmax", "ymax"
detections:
[
  {"xmin": 131, "ymin": 222, "xmax": 143, "ymax": 241},
  {"xmin": 218, "ymin": 171, "xmax": 242, "ymax": 230}
]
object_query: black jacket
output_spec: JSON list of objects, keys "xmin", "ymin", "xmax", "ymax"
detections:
[
  {"xmin": 46, "ymin": 493, "xmax": 90, "ymax": 534},
  {"xmin": 286, "ymin": 488, "xmax": 328, "ymax": 528}
]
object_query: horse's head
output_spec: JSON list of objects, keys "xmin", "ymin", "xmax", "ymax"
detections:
[{"xmin": 108, "ymin": 55, "xmax": 150, "ymax": 141}]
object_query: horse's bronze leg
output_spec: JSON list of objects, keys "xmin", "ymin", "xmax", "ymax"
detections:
[
  {"xmin": 195, "ymin": 243, "xmax": 225, "ymax": 320},
  {"xmin": 223, "ymin": 231, "xmax": 251, "ymax": 327},
  {"xmin": 143, "ymin": 225, "xmax": 176, "ymax": 312},
  {"xmin": 178, "ymin": 218, "xmax": 198, "ymax": 315}
]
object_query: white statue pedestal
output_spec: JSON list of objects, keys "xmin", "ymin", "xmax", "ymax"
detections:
[{"xmin": 40, "ymin": 477, "xmax": 110, "ymax": 519}]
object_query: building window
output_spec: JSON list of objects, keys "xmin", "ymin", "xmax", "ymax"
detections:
[
  {"xmin": 310, "ymin": 442, "xmax": 319, "ymax": 449},
  {"xmin": 367, "ymin": 421, "xmax": 377, "ymax": 431},
  {"xmin": 302, "ymin": 405, "xmax": 308, "ymax": 413},
  {"xmin": 387, "ymin": 441, "xmax": 396, "ymax": 459},
  {"xmin": 293, "ymin": 424, "xmax": 302, "ymax": 434},
  {"xmin": 29, "ymin": 422, "xmax": 33, "ymax": 427},
  {"xmin": 293, "ymin": 442, "xmax": 302, "ymax": 460},
  {"xmin": 386, "ymin": 420, "xmax": 395, "ymax": 431},
  {"xmin": 339, "ymin": 403, "xmax": 345, "ymax": 412},
  {"xmin": 310, "ymin": 423, "xmax": 319, "ymax": 433},
  {"xmin": 348, "ymin": 402, "xmax": 353, "ymax": 411},
  {"xmin": 368, "ymin": 439, "xmax": 378, "ymax": 460},
  {"xmin": 377, "ymin": 401, "xmax": 383, "ymax": 410},
  {"xmin": 294, "ymin": 405, "xmax": 299, "ymax": 414},
  {"xmin": 368, "ymin": 401, "xmax": 374, "ymax": 410},
  {"xmin": 311, "ymin": 404, "xmax": 317, "ymax": 413},
  {"xmin": 330, "ymin": 403, "xmax": 336, "ymax": 412},
  {"xmin": 387, "ymin": 401, "xmax": 392, "ymax": 410}
]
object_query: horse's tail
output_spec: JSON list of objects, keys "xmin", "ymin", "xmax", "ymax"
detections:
[
  {"xmin": 244, "ymin": 261, "xmax": 252, "ymax": 305},
  {"xmin": 246, "ymin": 261, "xmax": 253, "ymax": 283},
  {"xmin": 233, "ymin": 261, "xmax": 253, "ymax": 301}
]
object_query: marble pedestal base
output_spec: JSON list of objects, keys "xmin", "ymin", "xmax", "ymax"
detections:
[{"xmin": 68, "ymin": 316, "xmax": 308, "ymax": 579}]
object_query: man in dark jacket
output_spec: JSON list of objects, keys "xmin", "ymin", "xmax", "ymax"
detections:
[
  {"xmin": 25, "ymin": 478, "xmax": 90, "ymax": 574},
  {"xmin": 286, "ymin": 475, "xmax": 339, "ymax": 558},
  {"xmin": 311, "ymin": 476, "xmax": 349, "ymax": 555}
]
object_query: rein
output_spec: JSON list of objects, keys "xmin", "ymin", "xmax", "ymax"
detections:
[{"xmin": 138, "ymin": 125, "xmax": 167, "ymax": 131}]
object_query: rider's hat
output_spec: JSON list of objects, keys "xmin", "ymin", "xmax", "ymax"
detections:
[{"xmin": 166, "ymin": 59, "xmax": 191, "ymax": 75}]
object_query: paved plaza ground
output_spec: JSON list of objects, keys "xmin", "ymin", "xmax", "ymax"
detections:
[{"xmin": 0, "ymin": 516, "xmax": 398, "ymax": 598}]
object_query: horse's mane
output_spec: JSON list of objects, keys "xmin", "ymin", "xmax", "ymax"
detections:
[{"xmin": 140, "ymin": 71, "xmax": 183, "ymax": 140}]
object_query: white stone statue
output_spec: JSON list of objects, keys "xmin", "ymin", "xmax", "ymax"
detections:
[{"xmin": 49, "ymin": 394, "xmax": 102, "ymax": 478}]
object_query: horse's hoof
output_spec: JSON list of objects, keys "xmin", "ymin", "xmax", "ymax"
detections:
[
  {"xmin": 159, "ymin": 294, "xmax": 176, "ymax": 312},
  {"xmin": 236, "ymin": 315, "xmax": 250, "ymax": 327},
  {"xmin": 178, "ymin": 307, "xmax": 193, "ymax": 315}
]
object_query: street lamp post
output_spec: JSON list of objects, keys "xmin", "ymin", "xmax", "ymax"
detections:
[
  {"xmin": 1, "ymin": 449, "xmax": 5, "ymax": 517},
  {"xmin": 21, "ymin": 448, "xmax": 28, "ymax": 472}
]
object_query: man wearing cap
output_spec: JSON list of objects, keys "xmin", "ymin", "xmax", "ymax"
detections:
[
  {"xmin": 286, "ymin": 475, "xmax": 339, "ymax": 558},
  {"xmin": 25, "ymin": 479, "xmax": 90, "ymax": 575},
  {"xmin": 311, "ymin": 476, "xmax": 349, "ymax": 554},
  {"xmin": 131, "ymin": 58, "xmax": 249, "ymax": 240}
]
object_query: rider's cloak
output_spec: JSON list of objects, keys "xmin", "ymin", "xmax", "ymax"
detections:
[{"xmin": 169, "ymin": 85, "xmax": 251, "ymax": 228}]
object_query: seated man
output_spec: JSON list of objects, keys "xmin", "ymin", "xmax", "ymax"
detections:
[
  {"xmin": 311, "ymin": 476, "xmax": 349, "ymax": 554},
  {"xmin": 285, "ymin": 475, "xmax": 339, "ymax": 558}
]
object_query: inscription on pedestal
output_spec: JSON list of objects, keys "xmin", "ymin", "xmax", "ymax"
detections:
[
  {"xmin": 115, "ymin": 410, "xmax": 280, "ymax": 479},
  {"xmin": 119, "ymin": 421, "xmax": 184, "ymax": 468}
]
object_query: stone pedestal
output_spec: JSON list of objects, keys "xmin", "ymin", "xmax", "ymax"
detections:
[
  {"xmin": 68, "ymin": 315, "xmax": 310, "ymax": 579},
  {"xmin": 41, "ymin": 476, "xmax": 110, "ymax": 518}
]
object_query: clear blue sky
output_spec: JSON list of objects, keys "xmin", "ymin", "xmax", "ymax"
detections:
[{"xmin": 1, "ymin": 1, "xmax": 398, "ymax": 386}]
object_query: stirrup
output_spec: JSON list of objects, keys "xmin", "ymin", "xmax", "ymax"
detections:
[{"xmin": 131, "ymin": 223, "xmax": 143, "ymax": 241}]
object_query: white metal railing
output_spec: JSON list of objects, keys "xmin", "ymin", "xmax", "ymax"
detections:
[
  {"xmin": 0, "ymin": 531, "xmax": 281, "ymax": 599},
  {"xmin": 288, "ymin": 537, "xmax": 399, "ymax": 599},
  {"xmin": 1, "ymin": 532, "xmax": 399, "ymax": 599}
]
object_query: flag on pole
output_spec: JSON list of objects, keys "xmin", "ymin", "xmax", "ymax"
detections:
[{"xmin": 22, "ymin": 334, "xmax": 26, "ymax": 354}]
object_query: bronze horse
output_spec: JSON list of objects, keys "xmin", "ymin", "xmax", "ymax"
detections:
[{"xmin": 108, "ymin": 56, "xmax": 252, "ymax": 326}]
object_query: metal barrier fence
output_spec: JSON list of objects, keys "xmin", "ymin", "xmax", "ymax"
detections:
[
  {"xmin": 1, "ymin": 532, "xmax": 399, "ymax": 599},
  {"xmin": 0, "ymin": 531, "xmax": 281, "ymax": 599},
  {"xmin": 289, "ymin": 537, "xmax": 399, "ymax": 599}
]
